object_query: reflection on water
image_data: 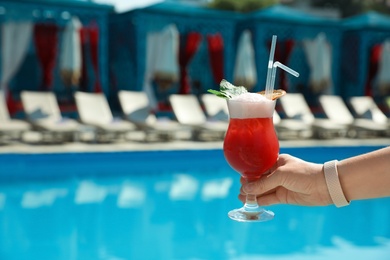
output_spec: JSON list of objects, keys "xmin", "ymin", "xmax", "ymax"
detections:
[
  {"xmin": 75, "ymin": 181, "xmax": 109, "ymax": 204},
  {"xmin": 0, "ymin": 147, "xmax": 389, "ymax": 259},
  {"xmin": 202, "ymin": 178, "xmax": 233, "ymax": 201},
  {"xmin": 117, "ymin": 183, "xmax": 146, "ymax": 208},
  {"xmin": 22, "ymin": 188, "xmax": 68, "ymax": 208},
  {"xmin": 169, "ymin": 174, "xmax": 199, "ymax": 200}
]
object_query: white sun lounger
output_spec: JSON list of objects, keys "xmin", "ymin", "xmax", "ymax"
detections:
[
  {"xmin": 0, "ymin": 90, "xmax": 31, "ymax": 142},
  {"xmin": 279, "ymin": 93, "xmax": 347, "ymax": 139},
  {"xmin": 319, "ymin": 95, "xmax": 388, "ymax": 137},
  {"xmin": 118, "ymin": 90, "xmax": 191, "ymax": 141},
  {"xmin": 201, "ymin": 94, "xmax": 229, "ymax": 122},
  {"xmin": 21, "ymin": 91, "xmax": 86, "ymax": 142},
  {"xmin": 74, "ymin": 91, "xmax": 137, "ymax": 142},
  {"xmin": 273, "ymin": 110, "xmax": 313, "ymax": 139},
  {"xmin": 169, "ymin": 94, "xmax": 228, "ymax": 140},
  {"xmin": 348, "ymin": 96, "xmax": 389, "ymax": 136}
]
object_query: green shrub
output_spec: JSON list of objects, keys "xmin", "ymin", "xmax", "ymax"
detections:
[{"xmin": 208, "ymin": 0, "xmax": 278, "ymax": 13}]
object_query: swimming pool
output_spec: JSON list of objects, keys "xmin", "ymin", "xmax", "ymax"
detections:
[{"xmin": 0, "ymin": 145, "xmax": 389, "ymax": 259}]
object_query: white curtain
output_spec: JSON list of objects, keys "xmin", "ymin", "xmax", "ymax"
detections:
[
  {"xmin": 376, "ymin": 39, "xmax": 390, "ymax": 95},
  {"xmin": 303, "ymin": 33, "xmax": 332, "ymax": 93},
  {"xmin": 144, "ymin": 32, "xmax": 159, "ymax": 109},
  {"xmin": 144, "ymin": 24, "xmax": 179, "ymax": 109},
  {"xmin": 60, "ymin": 16, "xmax": 82, "ymax": 87},
  {"xmin": 153, "ymin": 24, "xmax": 179, "ymax": 80},
  {"xmin": 1, "ymin": 22, "xmax": 33, "ymax": 91},
  {"xmin": 233, "ymin": 30, "xmax": 257, "ymax": 90}
]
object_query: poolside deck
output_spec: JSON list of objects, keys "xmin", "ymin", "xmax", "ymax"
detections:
[{"xmin": 1, "ymin": 136, "xmax": 389, "ymax": 154}]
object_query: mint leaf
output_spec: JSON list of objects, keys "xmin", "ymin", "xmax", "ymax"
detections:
[
  {"xmin": 207, "ymin": 89, "xmax": 226, "ymax": 98},
  {"xmin": 207, "ymin": 79, "xmax": 248, "ymax": 99}
]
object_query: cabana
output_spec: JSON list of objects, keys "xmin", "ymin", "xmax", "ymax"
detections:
[
  {"xmin": 341, "ymin": 11, "xmax": 390, "ymax": 99},
  {"xmin": 109, "ymin": 3, "xmax": 345, "ymax": 111},
  {"xmin": 243, "ymin": 5, "xmax": 342, "ymax": 104},
  {"xmin": 0, "ymin": 0, "xmax": 113, "ymax": 116},
  {"xmin": 108, "ymin": 2, "xmax": 242, "ymax": 110}
]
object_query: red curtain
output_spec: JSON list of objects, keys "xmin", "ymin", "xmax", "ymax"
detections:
[
  {"xmin": 6, "ymin": 90, "xmax": 17, "ymax": 116},
  {"xmin": 78, "ymin": 22, "xmax": 101, "ymax": 93},
  {"xmin": 267, "ymin": 39, "xmax": 295, "ymax": 91},
  {"xmin": 178, "ymin": 32, "xmax": 202, "ymax": 94},
  {"xmin": 89, "ymin": 23, "xmax": 101, "ymax": 93},
  {"xmin": 365, "ymin": 44, "xmax": 382, "ymax": 97},
  {"xmin": 79, "ymin": 27, "xmax": 89, "ymax": 92},
  {"xmin": 207, "ymin": 33, "xmax": 224, "ymax": 84},
  {"xmin": 34, "ymin": 23, "xmax": 59, "ymax": 90}
]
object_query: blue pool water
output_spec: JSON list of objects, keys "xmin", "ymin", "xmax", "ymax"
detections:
[{"xmin": 0, "ymin": 145, "xmax": 389, "ymax": 259}]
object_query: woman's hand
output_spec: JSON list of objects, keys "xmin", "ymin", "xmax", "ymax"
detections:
[{"xmin": 239, "ymin": 154, "xmax": 333, "ymax": 206}]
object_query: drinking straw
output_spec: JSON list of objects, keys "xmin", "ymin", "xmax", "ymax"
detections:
[
  {"xmin": 269, "ymin": 61, "xmax": 300, "ymax": 94},
  {"xmin": 265, "ymin": 35, "xmax": 277, "ymax": 100}
]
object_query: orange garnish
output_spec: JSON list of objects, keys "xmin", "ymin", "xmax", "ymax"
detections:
[{"xmin": 257, "ymin": 89, "xmax": 286, "ymax": 100}]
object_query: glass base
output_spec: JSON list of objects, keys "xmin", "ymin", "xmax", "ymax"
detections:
[{"xmin": 228, "ymin": 205, "xmax": 274, "ymax": 222}]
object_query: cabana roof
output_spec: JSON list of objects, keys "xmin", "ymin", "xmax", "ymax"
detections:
[
  {"xmin": 5, "ymin": 0, "xmax": 114, "ymax": 11},
  {"xmin": 248, "ymin": 4, "xmax": 339, "ymax": 26},
  {"xmin": 343, "ymin": 11, "xmax": 390, "ymax": 30},
  {"xmin": 126, "ymin": 1, "xmax": 244, "ymax": 20},
  {"xmin": 0, "ymin": 0, "xmax": 114, "ymax": 23}
]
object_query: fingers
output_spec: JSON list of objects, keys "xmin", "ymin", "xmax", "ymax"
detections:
[
  {"xmin": 240, "ymin": 154, "xmax": 302, "ymax": 195},
  {"xmin": 240, "ymin": 168, "xmax": 272, "ymax": 185},
  {"xmin": 238, "ymin": 190, "xmax": 283, "ymax": 206},
  {"xmin": 237, "ymin": 154, "xmax": 298, "ymax": 206},
  {"xmin": 242, "ymin": 171, "xmax": 282, "ymax": 196},
  {"xmin": 257, "ymin": 193, "xmax": 281, "ymax": 206}
]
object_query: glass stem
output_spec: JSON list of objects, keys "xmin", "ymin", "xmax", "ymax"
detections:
[
  {"xmin": 244, "ymin": 179, "xmax": 260, "ymax": 211},
  {"xmin": 246, "ymin": 193, "xmax": 258, "ymax": 205},
  {"xmin": 245, "ymin": 194, "xmax": 259, "ymax": 210}
]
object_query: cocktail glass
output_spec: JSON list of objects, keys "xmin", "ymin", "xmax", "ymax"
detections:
[{"xmin": 224, "ymin": 93, "xmax": 279, "ymax": 222}]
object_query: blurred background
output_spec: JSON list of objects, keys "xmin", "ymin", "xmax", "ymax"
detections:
[
  {"xmin": 2, "ymin": 0, "xmax": 390, "ymax": 120},
  {"xmin": 2, "ymin": 2, "xmax": 390, "ymax": 259}
]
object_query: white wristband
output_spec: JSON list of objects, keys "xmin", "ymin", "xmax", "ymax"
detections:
[{"xmin": 323, "ymin": 160, "xmax": 350, "ymax": 207}]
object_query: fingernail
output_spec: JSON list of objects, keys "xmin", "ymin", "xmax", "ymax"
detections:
[{"xmin": 244, "ymin": 183, "xmax": 254, "ymax": 193}]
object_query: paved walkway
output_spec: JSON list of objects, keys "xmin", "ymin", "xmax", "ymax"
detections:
[{"xmin": 1, "ymin": 137, "xmax": 389, "ymax": 154}]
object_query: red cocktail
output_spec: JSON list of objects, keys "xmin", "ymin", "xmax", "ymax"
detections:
[
  {"xmin": 224, "ymin": 117, "xmax": 279, "ymax": 182},
  {"xmin": 224, "ymin": 92, "xmax": 279, "ymax": 222}
]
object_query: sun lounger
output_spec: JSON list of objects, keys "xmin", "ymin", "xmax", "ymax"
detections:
[
  {"xmin": 74, "ymin": 91, "xmax": 137, "ymax": 142},
  {"xmin": 319, "ymin": 95, "xmax": 388, "ymax": 137},
  {"xmin": 21, "ymin": 91, "xmax": 86, "ymax": 142},
  {"xmin": 169, "ymin": 94, "xmax": 228, "ymax": 140},
  {"xmin": 118, "ymin": 90, "xmax": 191, "ymax": 141},
  {"xmin": 273, "ymin": 110, "xmax": 313, "ymax": 139},
  {"xmin": 348, "ymin": 96, "xmax": 389, "ymax": 136},
  {"xmin": 279, "ymin": 93, "xmax": 347, "ymax": 139},
  {"xmin": 0, "ymin": 91, "xmax": 31, "ymax": 142},
  {"xmin": 201, "ymin": 94, "xmax": 229, "ymax": 122}
]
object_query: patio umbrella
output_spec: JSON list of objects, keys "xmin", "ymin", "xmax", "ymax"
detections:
[
  {"xmin": 233, "ymin": 30, "xmax": 257, "ymax": 90},
  {"xmin": 303, "ymin": 33, "xmax": 332, "ymax": 94},
  {"xmin": 376, "ymin": 39, "xmax": 390, "ymax": 95},
  {"xmin": 60, "ymin": 16, "xmax": 82, "ymax": 87}
]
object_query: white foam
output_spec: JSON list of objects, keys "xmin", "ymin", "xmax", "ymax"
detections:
[{"xmin": 228, "ymin": 93, "xmax": 275, "ymax": 118}]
